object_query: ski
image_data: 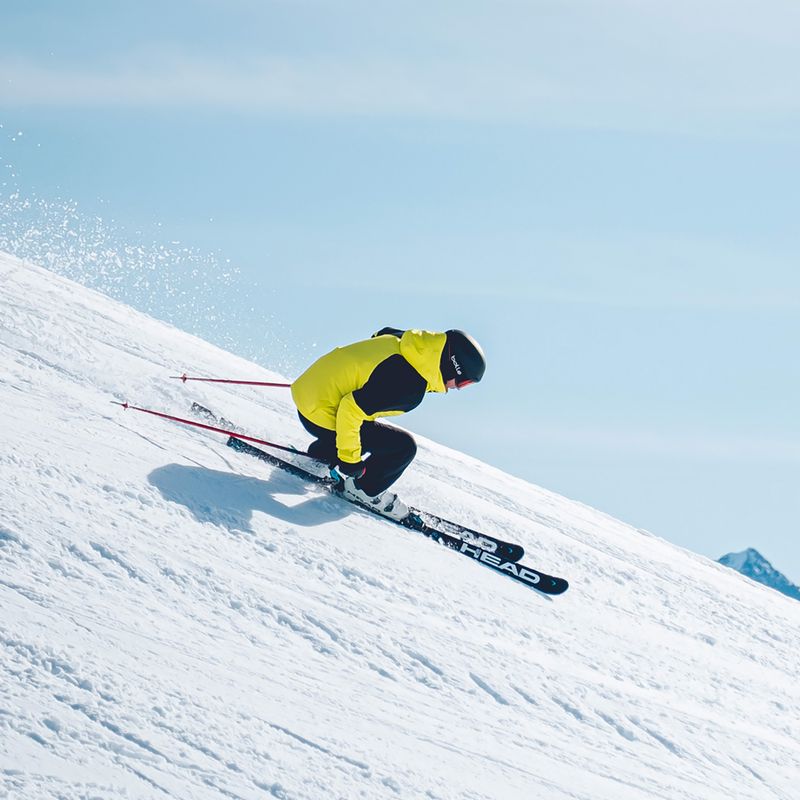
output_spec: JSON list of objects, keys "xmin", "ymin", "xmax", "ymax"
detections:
[
  {"xmin": 225, "ymin": 435, "xmax": 568, "ymax": 596},
  {"xmin": 190, "ymin": 403, "xmax": 525, "ymax": 563}
]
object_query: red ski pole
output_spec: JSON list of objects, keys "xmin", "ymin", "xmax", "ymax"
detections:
[
  {"xmin": 112, "ymin": 401, "xmax": 317, "ymax": 459},
  {"xmin": 171, "ymin": 373, "xmax": 292, "ymax": 388}
]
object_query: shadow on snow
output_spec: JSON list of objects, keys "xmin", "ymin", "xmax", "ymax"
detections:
[{"xmin": 148, "ymin": 463, "xmax": 349, "ymax": 533}]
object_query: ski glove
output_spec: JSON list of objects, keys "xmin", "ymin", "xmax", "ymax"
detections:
[{"xmin": 330, "ymin": 460, "xmax": 366, "ymax": 483}]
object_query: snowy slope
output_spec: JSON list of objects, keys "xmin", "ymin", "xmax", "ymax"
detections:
[{"xmin": 2, "ymin": 252, "xmax": 800, "ymax": 800}]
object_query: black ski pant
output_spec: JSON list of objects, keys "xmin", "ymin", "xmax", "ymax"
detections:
[{"xmin": 298, "ymin": 412, "xmax": 417, "ymax": 497}]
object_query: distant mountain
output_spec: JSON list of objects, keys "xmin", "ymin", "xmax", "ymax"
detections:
[{"xmin": 718, "ymin": 548, "xmax": 800, "ymax": 601}]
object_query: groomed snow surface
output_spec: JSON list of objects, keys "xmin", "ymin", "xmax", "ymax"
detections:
[{"xmin": 2, "ymin": 252, "xmax": 799, "ymax": 800}]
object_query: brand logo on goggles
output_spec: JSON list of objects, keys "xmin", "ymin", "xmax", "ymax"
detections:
[{"xmin": 450, "ymin": 355, "xmax": 462, "ymax": 375}]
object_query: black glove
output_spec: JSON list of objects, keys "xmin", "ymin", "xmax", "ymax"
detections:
[{"xmin": 330, "ymin": 460, "xmax": 366, "ymax": 482}]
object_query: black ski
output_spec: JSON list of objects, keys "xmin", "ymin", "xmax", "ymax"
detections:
[
  {"xmin": 225, "ymin": 435, "xmax": 568, "ymax": 596},
  {"xmin": 190, "ymin": 403, "xmax": 524, "ymax": 563}
]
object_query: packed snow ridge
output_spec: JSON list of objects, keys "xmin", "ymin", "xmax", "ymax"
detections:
[{"xmin": 2, "ymin": 251, "xmax": 800, "ymax": 800}]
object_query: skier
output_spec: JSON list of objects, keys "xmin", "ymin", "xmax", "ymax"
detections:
[{"xmin": 291, "ymin": 328, "xmax": 486, "ymax": 520}]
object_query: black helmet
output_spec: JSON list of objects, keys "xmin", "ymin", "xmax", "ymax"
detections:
[{"xmin": 440, "ymin": 329, "xmax": 486, "ymax": 388}]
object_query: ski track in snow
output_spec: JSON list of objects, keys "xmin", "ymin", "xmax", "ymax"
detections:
[{"xmin": 2, "ymin": 252, "xmax": 800, "ymax": 799}]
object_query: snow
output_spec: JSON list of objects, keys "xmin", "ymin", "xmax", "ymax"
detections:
[{"xmin": 2, "ymin": 251, "xmax": 800, "ymax": 800}]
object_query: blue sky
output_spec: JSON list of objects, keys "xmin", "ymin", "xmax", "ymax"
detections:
[{"xmin": 2, "ymin": 1, "xmax": 800, "ymax": 579}]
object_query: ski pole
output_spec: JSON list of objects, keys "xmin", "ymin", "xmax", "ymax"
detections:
[
  {"xmin": 112, "ymin": 401, "xmax": 319, "ymax": 460},
  {"xmin": 171, "ymin": 374, "xmax": 292, "ymax": 388}
]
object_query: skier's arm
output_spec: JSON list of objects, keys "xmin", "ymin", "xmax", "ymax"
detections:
[
  {"xmin": 334, "ymin": 355, "xmax": 427, "ymax": 464},
  {"xmin": 334, "ymin": 393, "xmax": 376, "ymax": 464}
]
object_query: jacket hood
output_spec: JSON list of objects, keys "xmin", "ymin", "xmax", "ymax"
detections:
[{"xmin": 399, "ymin": 330, "xmax": 447, "ymax": 393}]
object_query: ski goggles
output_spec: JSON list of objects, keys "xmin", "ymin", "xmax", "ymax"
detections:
[{"xmin": 445, "ymin": 377, "xmax": 476, "ymax": 391}]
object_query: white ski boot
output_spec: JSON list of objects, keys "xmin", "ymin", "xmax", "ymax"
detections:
[{"xmin": 341, "ymin": 477, "xmax": 409, "ymax": 521}]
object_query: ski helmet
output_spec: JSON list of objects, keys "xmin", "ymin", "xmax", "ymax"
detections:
[{"xmin": 440, "ymin": 330, "xmax": 486, "ymax": 388}]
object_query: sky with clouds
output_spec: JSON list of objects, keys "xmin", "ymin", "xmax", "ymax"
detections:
[{"xmin": 2, "ymin": 0, "xmax": 799, "ymax": 577}]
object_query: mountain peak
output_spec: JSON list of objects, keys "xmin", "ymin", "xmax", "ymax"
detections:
[{"xmin": 719, "ymin": 548, "xmax": 800, "ymax": 601}]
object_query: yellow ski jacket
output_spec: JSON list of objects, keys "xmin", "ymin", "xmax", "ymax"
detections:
[{"xmin": 291, "ymin": 328, "xmax": 447, "ymax": 464}]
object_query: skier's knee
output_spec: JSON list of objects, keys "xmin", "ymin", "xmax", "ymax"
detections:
[{"xmin": 399, "ymin": 431, "xmax": 417, "ymax": 463}]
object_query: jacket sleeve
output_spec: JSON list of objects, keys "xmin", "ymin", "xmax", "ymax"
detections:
[
  {"xmin": 335, "ymin": 354, "xmax": 427, "ymax": 463},
  {"xmin": 335, "ymin": 393, "xmax": 371, "ymax": 464}
]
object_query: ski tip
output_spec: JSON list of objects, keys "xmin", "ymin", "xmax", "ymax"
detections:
[{"xmin": 545, "ymin": 578, "xmax": 569, "ymax": 595}]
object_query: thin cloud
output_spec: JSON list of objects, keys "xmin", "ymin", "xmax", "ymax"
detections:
[
  {"xmin": 3, "ymin": 0, "xmax": 800, "ymax": 129},
  {"xmin": 0, "ymin": 55, "xmax": 560, "ymax": 119},
  {"xmin": 0, "ymin": 44, "xmax": 798, "ymax": 135}
]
